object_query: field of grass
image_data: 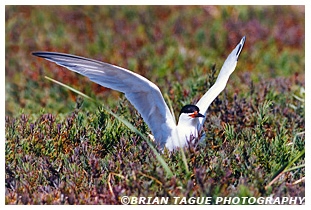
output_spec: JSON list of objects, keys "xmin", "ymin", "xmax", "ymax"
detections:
[{"xmin": 5, "ymin": 6, "xmax": 305, "ymax": 204}]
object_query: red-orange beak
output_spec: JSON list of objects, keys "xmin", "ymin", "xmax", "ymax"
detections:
[{"xmin": 189, "ymin": 111, "xmax": 205, "ymax": 118}]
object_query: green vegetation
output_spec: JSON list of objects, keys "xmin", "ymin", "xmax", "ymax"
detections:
[{"xmin": 5, "ymin": 6, "xmax": 304, "ymax": 204}]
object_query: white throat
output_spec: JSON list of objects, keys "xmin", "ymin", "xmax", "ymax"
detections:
[{"xmin": 165, "ymin": 113, "xmax": 201, "ymax": 150}]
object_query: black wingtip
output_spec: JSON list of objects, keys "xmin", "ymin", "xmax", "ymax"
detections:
[
  {"xmin": 236, "ymin": 36, "xmax": 246, "ymax": 59},
  {"xmin": 32, "ymin": 51, "xmax": 46, "ymax": 58},
  {"xmin": 32, "ymin": 51, "xmax": 64, "ymax": 60}
]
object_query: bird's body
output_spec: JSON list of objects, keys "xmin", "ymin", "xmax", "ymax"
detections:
[{"xmin": 33, "ymin": 36, "xmax": 245, "ymax": 151}]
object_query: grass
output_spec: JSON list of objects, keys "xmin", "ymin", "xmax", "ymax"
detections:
[{"xmin": 5, "ymin": 6, "xmax": 305, "ymax": 204}]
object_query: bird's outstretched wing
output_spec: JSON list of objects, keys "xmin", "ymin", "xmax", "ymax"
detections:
[
  {"xmin": 32, "ymin": 52, "xmax": 176, "ymax": 147},
  {"xmin": 196, "ymin": 36, "xmax": 246, "ymax": 129}
]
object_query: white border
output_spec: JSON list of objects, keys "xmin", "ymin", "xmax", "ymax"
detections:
[{"xmin": 2, "ymin": 2, "xmax": 309, "ymax": 209}]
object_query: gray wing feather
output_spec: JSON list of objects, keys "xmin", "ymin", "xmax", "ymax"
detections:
[
  {"xmin": 196, "ymin": 36, "xmax": 246, "ymax": 129},
  {"xmin": 32, "ymin": 52, "xmax": 176, "ymax": 147}
]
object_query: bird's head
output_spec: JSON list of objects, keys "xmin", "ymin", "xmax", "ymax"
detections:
[{"xmin": 178, "ymin": 105, "xmax": 204, "ymax": 126}]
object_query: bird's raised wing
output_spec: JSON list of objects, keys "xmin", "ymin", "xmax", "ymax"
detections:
[
  {"xmin": 32, "ymin": 52, "xmax": 176, "ymax": 147},
  {"xmin": 196, "ymin": 36, "xmax": 246, "ymax": 129}
]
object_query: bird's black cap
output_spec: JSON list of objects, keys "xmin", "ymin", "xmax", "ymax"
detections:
[{"xmin": 180, "ymin": 105, "xmax": 204, "ymax": 118}]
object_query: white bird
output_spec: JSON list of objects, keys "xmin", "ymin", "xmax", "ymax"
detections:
[{"xmin": 32, "ymin": 36, "xmax": 245, "ymax": 151}]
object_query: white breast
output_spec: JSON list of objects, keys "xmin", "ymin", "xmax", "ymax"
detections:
[{"xmin": 164, "ymin": 113, "xmax": 201, "ymax": 150}]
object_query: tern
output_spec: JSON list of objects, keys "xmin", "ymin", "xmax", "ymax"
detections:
[{"xmin": 32, "ymin": 36, "xmax": 245, "ymax": 151}]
